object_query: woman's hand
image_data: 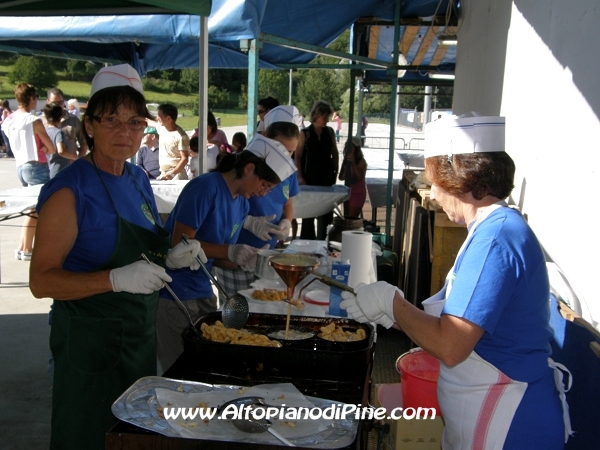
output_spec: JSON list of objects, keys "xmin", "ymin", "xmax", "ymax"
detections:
[
  {"xmin": 109, "ymin": 260, "xmax": 172, "ymax": 294},
  {"xmin": 227, "ymin": 244, "xmax": 260, "ymax": 270},
  {"xmin": 166, "ymin": 239, "xmax": 207, "ymax": 270},
  {"xmin": 243, "ymin": 215, "xmax": 279, "ymax": 240},
  {"xmin": 340, "ymin": 282, "xmax": 403, "ymax": 328}
]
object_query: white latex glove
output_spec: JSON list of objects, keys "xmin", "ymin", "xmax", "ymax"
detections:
[
  {"xmin": 340, "ymin": 290, "xmax": 394, "ymax": 328},
  {"xmin": 228, "ymin": 244, "xmax": 260, "ymax": 269},
  {"xmin": 272, "ymin": 218, "xmax": 292, "ymax": 241},
  {"xmin": 243, "ymin": 214, "xmax": 279, "ymax": 241},
  {"xmin": 166, "ymin": 240, "xmax": 207, "ymax": 270},
  {"xmin": 109, "ymin": 260, "xmax": 172, "ymax": 294},
  {"xmin": 341, "ymin": 282, "xmax": 402, "ymax": 328}
]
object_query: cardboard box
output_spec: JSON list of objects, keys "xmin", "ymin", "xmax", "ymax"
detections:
[
  {"xmin": 328, "ymin": 261, "xmax": 350, "ymax": 317},
  {"xmin": 375, "ymin": 384, "xmax": 444, "ymax": 450}
]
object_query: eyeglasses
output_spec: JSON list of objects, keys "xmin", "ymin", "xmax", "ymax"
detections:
[
  {"xmin": 257, "ymin": 176, "xmax": 275, "ymax": 194},
  {"xmin": 91, "ymin": 116, "xmax": 147, "ymax": 131},
  {"xmin": 257, "ymin": 109, "xmax": 266, "ymax": 115}
]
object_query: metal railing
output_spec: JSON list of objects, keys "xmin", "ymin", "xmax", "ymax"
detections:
[{"xmin": 408, "ymin": 138, "xmax": 425, "ymax": 149}]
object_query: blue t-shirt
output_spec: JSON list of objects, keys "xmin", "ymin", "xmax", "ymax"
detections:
[
  {"xmin": 237, "ymin": 172, "xmax": 299, "ymax": 248},
  {"xmin": 443, "ymin": 207, "xmax": 553, "ymax": 382},
  {"xmin": 36, "ymin": 158, "xmax": 161, "ymax": 273},
  {"xmin": 162, "ymin": 171, "xmax": 249, "ymax": 300}
]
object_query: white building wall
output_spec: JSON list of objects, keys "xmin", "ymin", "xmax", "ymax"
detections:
[{"xmin": 453, "ymin": 0, "xmax": 600, "ymax": 327}]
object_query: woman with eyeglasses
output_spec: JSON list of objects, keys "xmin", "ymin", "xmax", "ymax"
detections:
[
  {"xmin": 156, "ymin": 127, "xmax": 296, "ymax": 373},
  {"xmin": 29, "ymin": 65, "xmax": 205, "ymax": 450}
]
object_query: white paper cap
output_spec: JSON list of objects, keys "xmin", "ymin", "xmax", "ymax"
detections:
[
  {"xmin": 90, "ymin": 64, "xmax": 144, "ymax": 97},
  {"xmin": 424, "ymin": 115, "xmax": 505, "ymax": 158},
  {"xmin": 264, "ymin": 105, "xmax": 302, "ymax": 128},
  {"xmin": 245, "ymin": 134, "xmax": 297, "ymax": 181}
]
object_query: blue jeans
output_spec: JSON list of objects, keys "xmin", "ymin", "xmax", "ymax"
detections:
[{"xmin": 18, "ymin": 162, "xmax": 49, "ymax": 186}]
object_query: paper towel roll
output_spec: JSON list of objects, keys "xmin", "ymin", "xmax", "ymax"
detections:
[{"xmin": 341, "ymin": 230, "xmax": 373, "ymax": 288}]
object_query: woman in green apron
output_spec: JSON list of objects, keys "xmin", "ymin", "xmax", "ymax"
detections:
[{"xmin": 29, "ymin": 65, "xmax": 204, "ymax": 450}]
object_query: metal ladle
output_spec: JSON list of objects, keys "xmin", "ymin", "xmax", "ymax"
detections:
[
  {"xmin": 139, "ymin": 253, "xmax": 203, "ymax": 339},
  {"xmin": 180, "ymin": 235, "xmax": 249, "ymax": 329},
  {"xmin": 233, "ymin": 415, "xmax": 295, "ymax": 447}
]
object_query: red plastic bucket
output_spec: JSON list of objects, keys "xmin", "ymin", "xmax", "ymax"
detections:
[{"xmin": 396, "ymin": 348, "xmax": 442, "ymax": 415}]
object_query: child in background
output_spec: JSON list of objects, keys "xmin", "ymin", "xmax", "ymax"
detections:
[
  {"xmin": 186, "ymin": 135, "xmax": 199, "ymax": 179},
  {"xmin": 43, "ymin": 103, "xmax": 76, "ymax": 178},
  {"xmin": 232, "ymin": 132, "xmax": 247, "ymax": 152}
]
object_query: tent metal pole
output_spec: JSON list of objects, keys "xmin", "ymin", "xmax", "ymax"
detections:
[
  {"xmin": 348, "ymin": 71, "xmax": 356, "ymax": 139},
  {"xmin": 288, "ymin": 69, "xmax": 293, "ymax": 105},
  {"xmin": 197, "ymin": 16, "xmax": 209, "ymax": 175},
  {"xmin": 246, "ymin": 39, "xmax": 260, "ymax": 141},
  {"xmin": 385, "ymin": 0, "xmax": 402, "ymax": 246}
]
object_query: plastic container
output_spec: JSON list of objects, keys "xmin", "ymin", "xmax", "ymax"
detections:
[{"xmin": 395, "ymin": 348, "xmax": 441, "ymax": 415}]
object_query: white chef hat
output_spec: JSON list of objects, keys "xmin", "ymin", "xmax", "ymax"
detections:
[
  {"xmin": 424, "ymin": 114, "xmax": 505, "ymax": 158},
  {"xmin": 264, "ymin": 105, "xmax": 303, "ymax": 128},
  {"xmin": 90, "ymin": 64, "xmax": 144, "ymax": 97},
  {"xmin": 245, "ymin": 134, "xmax": 297, "ymax": 181}
]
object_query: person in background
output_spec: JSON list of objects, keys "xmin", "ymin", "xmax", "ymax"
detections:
[
  {"xmin": 360, "ymin": 115, "xmax": 368, "ymax": 146},
  {"xmin": 156, "ymin": 136, "xmax": 296, "ymax": 373},
  {"xmin": 29, "ymin": 64, "xmax": 204, "ymax": 450},
  {"xmin": 332, "ymin": 111, "xmax": 342, "ymax": 143},
  {"xmin": 136, "ymin": 126, "xmax": 160, "ymax": 179},
  {"xmin": 215, "ymin": 105, "xmax": 301, "ymax": 302},
  {"xmin": 295, "ymin": 100, "xmax": 339, "ymax": 239},
  {"xmin": 46, "ymin": 88, "xmax": 88, "ymax": 157},
  {"xmin": 186, "ymin": 136, "xmax": 200, "ymax": 179},
  {"xmin": 151, "ymin": 103, "xmax": 189, "ymax": 180},
  {"xmin": 207, "ymin": 110, "xmax": 228, "ymax": 147},
  {"xmin": 67, "ymin": 98, "xmax": 81, "ymax": 118},
  {"xmin": 256, "ymin": 96, "xmax": 280, "ymax": 135},
  {"xmin": 338, "ymin": 136, "xmax": 367, "ymax": 218},
  {"xmin": 341, "ymin": 115, "xmax": 570, "ymax": 450},
  {"xmin": 44, "ymin": 103, "xmax": 77, "ymax": 178},
  {"xmin": 232, "ymin": 131, "xmax": 247, "ymax": 152},
  {"xmin": 0, "ymin": 99, "xmax": 13, "ymax": 156},
  {"xmin": 2, "ymin": 83, "xmax": 56, "ymax": 261}
]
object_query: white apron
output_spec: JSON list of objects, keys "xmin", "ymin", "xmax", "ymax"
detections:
[{"xmin": 421, "ymin": 202, "xmax": 573, "ymax": 449}]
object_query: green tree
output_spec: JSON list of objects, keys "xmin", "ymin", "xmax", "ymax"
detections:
[
  {"xmin": 364, "ymin": 84, "xmax": 392, "ymax": 114},
  {"xmin": 295, "ymin": 69, "xmax": 338, "ymax": 115},
  {"xmin": 399, "ymin": 85, "xmax": 425, "ymax": 111},
  {"xmin": 65, "ymin": 60, "xmax": 96, "ymax": 82},
  {"xmin": 207, "ymin": 85, "xmax": 231, "ymax": 110},
  {"xmin": 238, "ymin": 84, "xmax": 248, "ymax": 109},
  {"xmin": 258, "ymin": 70, "xmax": 289, "ymax": 103},
  {"xmin": 8, "ymin": 56, "xmax": 58, "ymax": 90},
  {"xmin": 180, "ymin": 68, "xmax": 199, "ymax": 93}
]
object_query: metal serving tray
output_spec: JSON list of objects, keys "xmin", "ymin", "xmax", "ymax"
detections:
[{"xmin": 112, "ymin": 376, "xmax": 359, "ymax": 448}]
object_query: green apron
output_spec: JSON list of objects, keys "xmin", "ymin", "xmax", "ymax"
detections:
[{"xmin": 49, "ymin": 163, "xmax": 170, "ymax": 450}]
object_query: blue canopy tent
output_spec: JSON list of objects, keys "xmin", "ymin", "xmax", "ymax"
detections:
[
  {"xmin": 0, "ymin": 0, "xmax": 456, "ymax": 73},
  {"xmin": 0, "ymin": 0, "xmax": 458, "ymax": 240}
]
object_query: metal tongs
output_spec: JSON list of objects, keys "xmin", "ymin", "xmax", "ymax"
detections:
[{"xmin": 140, "ymin": 253, "xmax": 203, "ymax": 339}]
